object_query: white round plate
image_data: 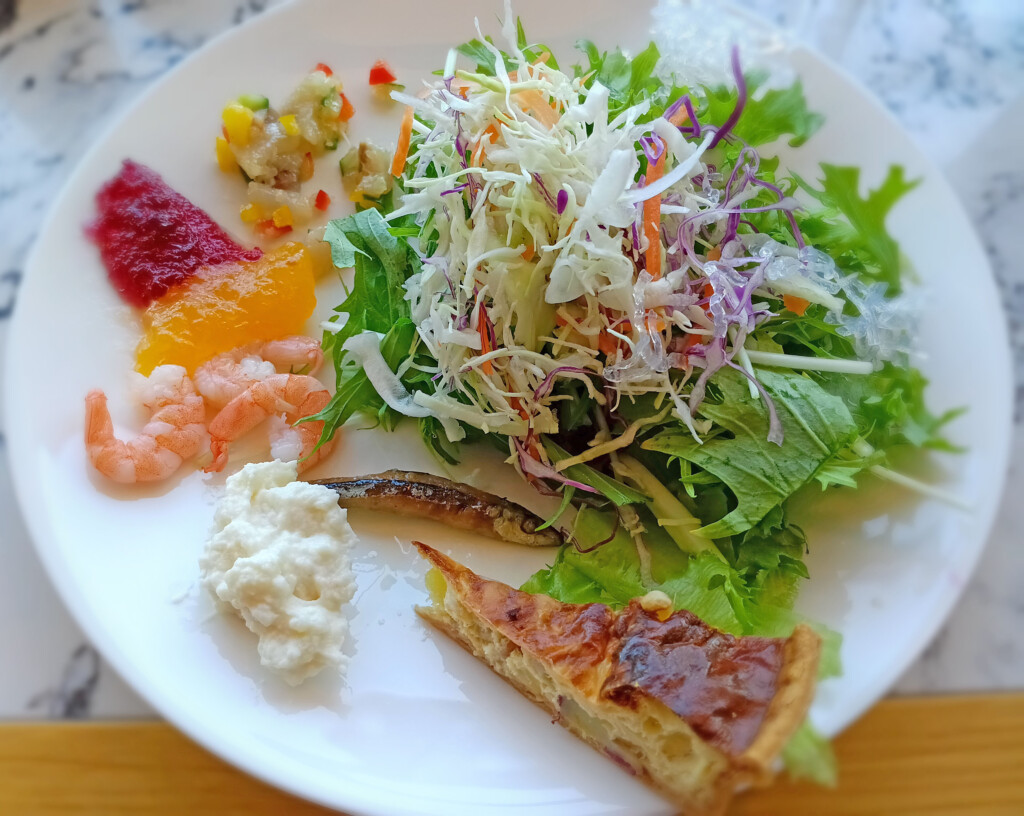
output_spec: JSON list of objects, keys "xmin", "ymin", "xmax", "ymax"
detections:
[{"xmin": 5, "ymin": 1, "xmax": 1012, "ymax": 814}]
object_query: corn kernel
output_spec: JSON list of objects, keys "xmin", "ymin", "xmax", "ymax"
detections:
[
  {"xmin": 271, "ymin": 205, "xmax": 293, "ymax": 228},
  {"xmin": 239, "ymin": 203, "xmax": 262, "ymax": 223},
  {"xmin": 215, "ymin": 137, "xmax": 235, "ymax": 173},
  {"xmin": 279, "ymin": 114, "xmax": 300, "ymax": 136},
  {"xmin": 424, "ymin": 568, "xmax": 447, "ymax": 605},
  {"xmin": 222, "ymin": 103, "xmax": 253, "ymax": 146}
]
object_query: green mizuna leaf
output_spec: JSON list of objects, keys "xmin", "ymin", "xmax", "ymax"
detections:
[
  {"xmin": 308, "ymin": 318, "xmax": 417, "ymax": 444},
  {"xmin": 703, "ymin": 71, "xmax": 824, "ymax": 148},
  {"xmin": 643, "ymin": 369, "xmax": 857, "ymax": 538},
  {"xmin": 792, "ymin": 164, "xmax": 919, "ymax": 294},
  {"xmin": 320, "ymin": 208, "xmax": 418, "ymax": 350}
]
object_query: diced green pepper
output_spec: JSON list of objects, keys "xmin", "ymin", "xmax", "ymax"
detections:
[
  {"xmin": 339, "ymin": 147, "xmax": 360, "ymax": 177},
  {"xmin": 238, "ymin": 94, "xmax": 269, "ymax": 111}
]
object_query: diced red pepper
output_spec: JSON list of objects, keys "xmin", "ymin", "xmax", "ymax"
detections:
[
  {"xmin": 369, "ymin": 59, "xmax": 398, "ymax": 86},
  {"xmin": 315, "ymin": 189, "xmax": 331, "ymax": 211},
  {"xmin": 314, "ymin": 62, "xmax": 334, "ymax": 77},
  {"xmin": 338, "ymin": 92, "xmax": 355, "ymax": 121}
]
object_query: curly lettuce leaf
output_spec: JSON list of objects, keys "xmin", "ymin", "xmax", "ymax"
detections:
[
  {"xmin": 782, "ymin": 722, "xmax": 839, "ymax": 787},
  {"xmin": 644, "ymin": 369, "xmax": 858, "ymax": 538},
  {"xmin": 575, "ymin": 39, "xmax": 664, "ymax": 114},
  {"xmin": 522, "ymin": 507, "xmax": 841, "ymax": 670}
]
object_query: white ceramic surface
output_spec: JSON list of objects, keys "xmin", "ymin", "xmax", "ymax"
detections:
[{"xmin": 4, "ymin": 0, "xmax": 1012, "ymax": 814}]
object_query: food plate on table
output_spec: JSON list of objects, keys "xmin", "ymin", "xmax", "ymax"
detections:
[{"xmin": 4, "ymin": 0, "xmax": 1012, "ymax": 814}]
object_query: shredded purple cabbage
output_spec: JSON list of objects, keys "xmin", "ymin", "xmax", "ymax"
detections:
[
  {"xmin": 640, "ymin": 133, "xmax": 666, "ymax": 165},
  {"xmin": 532, "ymin": 172, "xmax": 558, "ymax": 209},
  {"xmin": 708, "ymin": 46, "xmax": 746, "ymax": 149},
  {"xmin": 534, "ymin": 366, "xmax": 594, "ymax": 400},
  {"xmin": 513, "ymin": 437, "xmax": 598, "ymax": 494}
]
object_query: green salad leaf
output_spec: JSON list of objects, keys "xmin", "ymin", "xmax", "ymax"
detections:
[
  {"xmin": 309, "ymin": 318, "xmax": 417, "ymax": 437},
  {"xmin": 523, "ymin": 506, "xmax": 841, "ymax": 670},
  {"xmin": 311, "ymin": 210, "xmax": 421, "ymax": 443},
  {"xmin": 793, "ymin": 164, "xmax": 919, "ymax": 295},
  {"xmin": 644, "ymin": 369, "xmax": 858, "ymax": 538},
  {"xmin": 782, "ymin": 722, "xmax": 839, "ymax": 787},
  {"xmin": 320, "ymin": 209, "xmax": 418, "ymax": 349},
  {"xmin": 541, "ymin": 438, "xmax": 650, "ymax": 506},
  {"xmin": 703, "ymin": 71, "xmax": 824, "ymax": 148}
]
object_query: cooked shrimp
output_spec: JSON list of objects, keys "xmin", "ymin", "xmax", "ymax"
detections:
[
  {"xmin": 193, "ymin": 336, "xmax": 324, "ymax": 408},
  {"xmin": 85, "ymin": 365, "xmax": 208, "ymax": 483},
  {"xmin": 259, "ymin": 336, "xmax": 324, "ymax": 374},
  {"xmin": 205, "ymin": 373, "xmax": 336, "ymax": 473}
]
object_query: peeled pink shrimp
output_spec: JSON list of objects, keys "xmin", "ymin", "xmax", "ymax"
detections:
[
  {"xmin": 193, "ymin": 336, "xmax": 324, "ymax": 409},
  {"xmin": 85, "ymin": 365, "xmax": 208, "ymax": 483},
  {"xmin": 205, "ymin": 373, "xmax": 337, "ymax": 473}
]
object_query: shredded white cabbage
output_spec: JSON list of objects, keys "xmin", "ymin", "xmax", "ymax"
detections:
[{"xmin": 384, "ymin": 17, "xmax": 880, "ymax": 443}]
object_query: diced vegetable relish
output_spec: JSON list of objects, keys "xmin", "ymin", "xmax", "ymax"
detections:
[{"xmin": 217, "ymin": 67, "xmax": 348, "ymax": 232}]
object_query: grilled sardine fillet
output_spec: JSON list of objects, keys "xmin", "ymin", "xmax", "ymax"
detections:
[
  {"xmin": 311, "ymin": 471, "xmax": 562, "ymax": 547},
  {"xmin": 413, "ymin": 542, "xmax": 821, "ymax": 816}
]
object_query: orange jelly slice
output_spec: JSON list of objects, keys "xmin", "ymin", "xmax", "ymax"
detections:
[{"xmin": 135, "ymin": 242, "xmax": 316, "ymax": 375}]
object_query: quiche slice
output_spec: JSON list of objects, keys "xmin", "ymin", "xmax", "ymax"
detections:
[{"xmin": 413, "ymin": 542, "xmax": 821, "ymax": 816}]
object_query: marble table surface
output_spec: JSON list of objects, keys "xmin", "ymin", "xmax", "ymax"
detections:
[{"xmin": 0, "ymin": 0, "xmax": 1022, "ymax": 719}]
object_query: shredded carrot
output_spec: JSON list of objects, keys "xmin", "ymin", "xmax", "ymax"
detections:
[
  {"xmin": 643, "ymin": 153, "xmax": 666, "ymax": 279},
  {"xmin": 478, "ymin": 317, "xmax": 495, "ymax": 374},
  {"xmin": 598, "ymin": 331, "xmax": 620, "ymax": 357},
  {"xmin": 681, "ymin": 333, "xmax": 703, "ymax": 351},
  {"xmin": 706, "ymin": 245, "xmax": 722, "ymax": 261},
  {"xmin": 598, "ymin": 318, "xmax": 632, "ymax": 357},
  {"xmin": 521, "ymin": 243, "xmax": 535, "ymax": 261},
  {"xmin": 470, "ymin": 124, "xmax": 499, "ymax": 168},
  {"xmin": 391, "ymin": 106, "xmax": 415, "ymax": 177},
  {"xmin": 470, "ymin": 140, "xmax": 486, "ymax": 167},
  {"xmin": 783, "ymin": 294, "xmax": 811, "ymax": 315},
  {"xmin": 668, "ymin": 105, "xmax": 690, "ymax": 128},
  {"xmin": 515, "ymin": 89, "xmax": 559, "ymax": 129},
  {"xmin": 510, "ymin": 396, "xmax": 531, "ymax": 421}
]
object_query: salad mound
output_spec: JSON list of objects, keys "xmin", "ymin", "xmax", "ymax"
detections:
[{"xmin": 312, "ymin": 17, "xmax": 956, "ymax": 776}]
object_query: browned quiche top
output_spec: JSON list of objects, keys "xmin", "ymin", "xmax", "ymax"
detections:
[{"xmin": 417, "ymin": 542, "xmax": 813, "ymax": 757}]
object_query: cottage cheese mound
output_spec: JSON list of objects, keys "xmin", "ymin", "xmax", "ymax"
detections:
[{"xmin": 200, "ymin": 459, "xmax": 357, "ymax": 685}]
